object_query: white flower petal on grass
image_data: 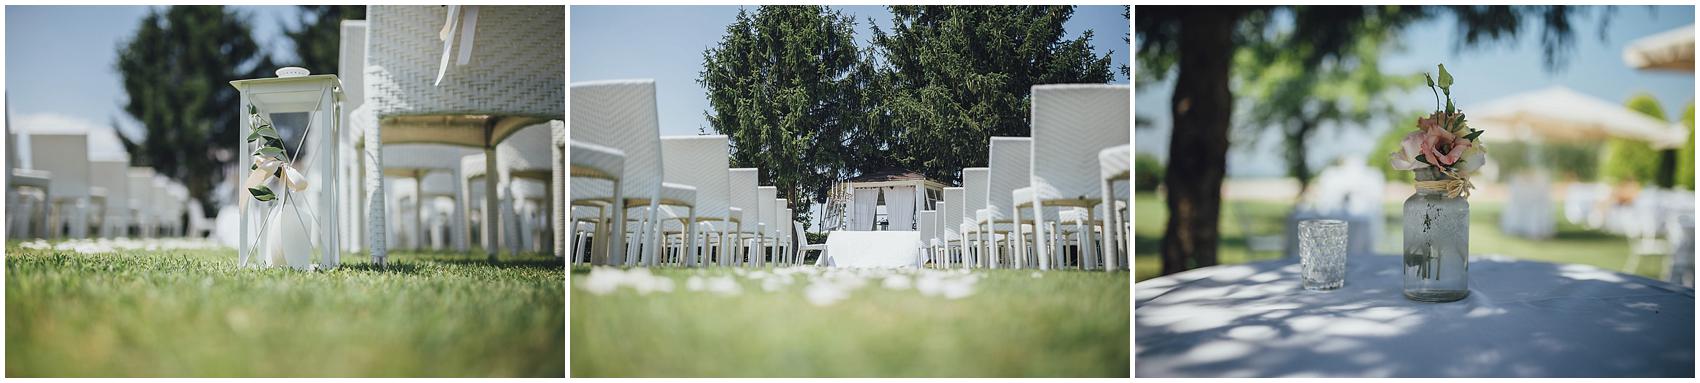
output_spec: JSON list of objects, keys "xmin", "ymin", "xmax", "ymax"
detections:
[
  {"xmin": 1031, "ymin": 272, "xmax": 1044, "ymax": 279},
  {"xmin": 576, "ymin": 267, "xmax": 623, "ymax": 295},
  {"xmin": 882, "ymin": 275, "xmax": 912, "ymax": 290},
  {"xmin": 686, "ymin": 275, "xmax": 706, "ymax": 291},
  {"xmin": 706, "ymin": 276, "xmax": 741, "ymax": 296},
  {"xmin": 804, "ymin": 282, "xmax": 849, "ymax": 306}
]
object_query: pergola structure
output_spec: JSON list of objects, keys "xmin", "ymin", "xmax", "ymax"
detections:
[{"xmin": 823, "ymin": 168, "xmax": 947, "ymax": 232}]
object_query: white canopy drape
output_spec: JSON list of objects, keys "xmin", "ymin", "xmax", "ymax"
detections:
[
  {"xmin": 884, "ymin": 186, "xmax": 915, "ymax": 230},
  {"xmin": 853, "ymin": 188, "xmax": 880, "ymax": 230}
]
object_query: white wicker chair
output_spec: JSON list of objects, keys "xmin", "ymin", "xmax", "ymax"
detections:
[
  {"xmin": 7, "ymin": 127, "xmax": 52, "ymax": 239},
  {"xmin": 364, "ymin": 5, "xmax": 563, "ymax": 264},
  {"xmin": 337, "ymin": 19, "xmax": 368, "ymax": 254},
  {"xmin": 917, "ymin": 210, "xmax": 938, "ymax": 267},
  {"xmin": 980, "ymin": 137, "xmax": 1031, "ymax": 269},
  {"xmin": 496, "ymin": 122, "xmax": 558, "ymax": 256},
  {"xmin": 658, "ymin": 136, "xmax": 730, "ymax": 267},
  {"xmin": 90, "ymin": 159, "xmax": 131, "ymax": 238},
  {"xmin": 571, "ymin": 79, "xmax": 695, "ymax": 267},
  {"xmin": 31, "ymin": 133, "xmax": 99, "ymax": 239},
  {"xmin": 778, "ymin": 201, "xmax": 793, "ymax": 265},
  {"xmin": 1022, "ymin": 84, "xmax": 1130, "ymax": 271},
  {"xmin": 1099, "ymin": 144, "xmax": 1131, "ymax": 271},
  {"xmin": 384, "ymin": 144, "xmax": 478, "ymax": 250},
  {"xmin": 569, "ymin": 140, "xmax": 625, "ymax": 265},
  {"xmin": 940, "ymin": 187, "xmax": 964, "ymax": 269},
  {"xmin": 959, "ymin": 167, "xmax": 988, "ymax": 268},
  {"xmin": 151, "ymin": 176, "xmax": 176, "ymax": 237},
  {"xmin": 553, "ymin": 121, "xmax": 565, "ymax": 259},
  {"xmin": 127, "ymin": 168, "xmax": 155, "ymax": 237},
  {"xmin": 754, "ymin": 186, "xmax": 777, "ymax": 266},
  {"xmin": 727, "ymin": 168, "xmax": 761, "ymax": 266}
]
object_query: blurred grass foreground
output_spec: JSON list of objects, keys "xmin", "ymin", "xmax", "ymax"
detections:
[
  {"xmin": 571, "ymin": 266, "xmax": 1130, "ymax": 377},
  {"xmin": 5, "ymin": 244, "xmax": 565, "ymax": 377}
]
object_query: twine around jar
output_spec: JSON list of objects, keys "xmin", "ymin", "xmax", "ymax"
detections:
[{"xmin": 1413, "ymin": 167, "xmax": 1475, "ymax": 199}]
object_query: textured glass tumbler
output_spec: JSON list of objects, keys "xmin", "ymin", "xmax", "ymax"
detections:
[{"xmin": 1299, "ymin": 219, "xmax": 1348, "ymax": 290}]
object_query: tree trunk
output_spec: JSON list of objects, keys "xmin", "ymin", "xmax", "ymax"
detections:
[
  {"xmin": 1288, "ymin": 118, "xmax": 1317, "ymax": 199},
  {"xmin": 1657, "ymin": 149, "xmax": 1677, "ymax": 188},
  {"xmin": 1160, "ymin": 10, "xmax": 1238, "ymax": 276}
]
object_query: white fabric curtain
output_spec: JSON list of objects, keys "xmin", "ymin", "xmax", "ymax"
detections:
[
  {"xmin": 884, "ymin": 186, "xmax": 915, "ymax": 231},
  {"xmin": 853, "ymin": 188, "xmax": 880, "ymax": 231}
]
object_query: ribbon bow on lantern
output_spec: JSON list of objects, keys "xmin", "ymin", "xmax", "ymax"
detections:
[{"xmin": 240, "ymin": 103, "xmax": 309, "ymax": 212}]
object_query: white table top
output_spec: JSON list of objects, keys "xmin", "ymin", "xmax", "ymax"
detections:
[{"xmin": 1136, "ymin": 254, "xmax": 1694, "ymax": 378}]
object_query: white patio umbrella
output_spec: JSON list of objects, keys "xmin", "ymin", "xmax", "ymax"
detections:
[
  {"xmin": 1472, "ymin": 86, "xmax": 1688, "ymax": 149},
  {"xmin": 1623, "ymin": 24, "xmax": 1694, "ymax": 73}
]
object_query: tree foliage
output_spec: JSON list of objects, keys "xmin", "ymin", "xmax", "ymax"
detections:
[
  {"xmin": 871, "ymin": 5, "xmax": 1116, "ymax": 184},
  {"xmin": 1601, "ymin": 93, "xmax": 1667, "ymax": 185},
  {"xmin": 699, "ymin": 6, "xmax": 864, "ymax": 222},
  {"xmin": 700, "ymin": 6, "xmax": 1118, "ymax": 222},
  {"xmin": 1681, "ymin": 103, "xmax": 1695, "ymax": 190},
  {"xmin": 115, "ymin": 6, "xmax": 272, "ymax": 212},
  {"xmin": 1234, "ymin": 6, "xmax": 1422, "ymax": 194},
  {"xmin": 282, "ymin": 5, "xmax": 366, "ymax": 74}
]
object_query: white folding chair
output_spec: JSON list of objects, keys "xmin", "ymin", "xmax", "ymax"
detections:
[
  {"xmin": 980, "ymin": 138, "xmax": 1032, "ymax": 269},
  {"xmin": 728, "ymin": 169, "xmax": 762, "ymax": 266},
  {"xmin": 941, "ymin": 187, "xmax": 964, "ymax": 268},
  {"xmin": 31, "ymin": 133, "xmax": 98, "ymax": 239},
  {"xmin": 659, "ymin": 135, "xmax": 731, "ymax": 267},
  {"xmin": 1099, "ymin": 144, "xmax": 1131, "ymax": 271},
  {"xmin": 571, "ymin": 79, "xmax": 693, "ymax": 267},
  {"xmin": 959, "ymin": 168, "xmax": 988, "ymax": 268},
  {"xmin": 338, "ymin": 19, "xmax": 369, "ymax": 254},
  {"xmin": 570, "ymin": 141, "xmax": 625, "ymax": 265},
  {"xmin": 918, "ymin": 210, "xmax": 938, "ymax": 267},
  {"xmin": 90, "ymin": 159, "xmax": 131, "ymax": 238},
  {"xmin": 364, "ymin": 5, "xmax": 563, "ymax": 264},
  {"xmin": 1021, "ymin": 84, "xmax": 1130, "ymax": 270},
  {"xmin": 7, "ymin": 127, "xmax": 52, "ymax": 239},
  {"xmin": 755, "ymin": 186, "xmax": 778, "ymax": 266}
]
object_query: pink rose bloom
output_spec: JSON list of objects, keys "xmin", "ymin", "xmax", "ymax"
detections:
[
  {"xmin": 1389, "ymin": 131, "xmax": 1429, "ymax": 170},
  {"xmin": 1418, "ymin": 112, "xmax": 1469, "ymax": 166}
]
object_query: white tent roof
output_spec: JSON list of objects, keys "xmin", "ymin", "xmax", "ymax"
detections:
[
  {"xmin": 1471, "ymin": 86, "xmax": 1689, "ymax": 149},
  {"xmin": 1623, "ymin": 24, "xmax": 1694, "ymax": 72}
]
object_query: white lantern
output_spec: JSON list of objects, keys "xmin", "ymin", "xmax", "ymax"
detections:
[{"xmin": 230, "ymin": 68, "xmax": 343, "ymax": 270}]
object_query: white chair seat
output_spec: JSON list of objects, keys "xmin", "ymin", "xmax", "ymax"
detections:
[{"xmin": 570, "ymin": 141, "xmax": 625, "ymax": 180}]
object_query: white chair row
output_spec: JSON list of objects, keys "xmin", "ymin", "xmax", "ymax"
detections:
[
  {"xmin": 917, "ymin": 84, "xmax": 1130, "ymax": 271},
  {"xmin": 7, "ymin": 125, "xmax": 192, "ymax": 240},
  {"xmin": 569, "ymin": 79, "xmax": 805, "ymax": 268}
]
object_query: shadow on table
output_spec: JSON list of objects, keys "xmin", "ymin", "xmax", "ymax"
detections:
[{"xmin": 1134, "ymin": 255, "xmax": 1695, "ymax": 378}]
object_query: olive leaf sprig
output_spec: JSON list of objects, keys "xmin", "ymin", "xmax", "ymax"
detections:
[{"xmin": 245, "ymin": 103, "xmax": 286, "ymax": 202}]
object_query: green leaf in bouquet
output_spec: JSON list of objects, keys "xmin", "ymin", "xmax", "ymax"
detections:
[
  {"xmin": 249, "ymin": 186, "xmax": 276, "ymax": 202},
  {"xmin": 1445, "ymin": 98, "xmax": 1455, "ymax": 117},
  {"xmin": 1462, "ymin": 129, "xmax": 1484, "ymax": 141},
  {"xmin": 247, "ymin": 104, "xmax": 257, "ymax": 115},
  {"xmin": 1416, "ymin": 154, "xmax": 1430, "ymax": 166},
  {"xmin": 263, "ymin": 137, "xmax": 286, "ymax": 150},
  {"xmin": 255, "ymin": 146, "xmax": 287, "ymax": 161}
]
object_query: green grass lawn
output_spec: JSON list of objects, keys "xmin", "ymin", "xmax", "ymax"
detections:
[
  {"xmin": 5, "ymin": 244, "xmax": 565, "ymax": 377},
  {"xmin": 570, "ymin": 267, "xmax": 1129, "ymax": 377},
  {"xmin": 1134, "ymin": 192, "xmax": 1668, "ymax": 282}
]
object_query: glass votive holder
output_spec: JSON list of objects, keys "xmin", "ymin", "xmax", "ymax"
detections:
[{"xmin": 1299, "ymin": 219, "xmax": 1348, "ymax": 290}]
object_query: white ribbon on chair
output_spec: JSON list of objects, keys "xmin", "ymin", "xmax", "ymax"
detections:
[{"xmin": 434, "ymin": 5, "xmax": 481, "ymax": 86}]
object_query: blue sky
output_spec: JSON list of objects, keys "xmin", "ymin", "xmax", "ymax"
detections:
[
  {"xmin": 6, "ymin": 5, "xmax": 302, "ymax": 146},
  {"xmin": 572, "ymin": 5, "xmax": 1131, "ymax": 138},
  {"xmin": 1135, "ymin": 5, "xmax": 1695, "ymax": 178}
]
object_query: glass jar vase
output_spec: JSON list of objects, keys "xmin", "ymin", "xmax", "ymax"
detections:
[{"xmin": 1402, "ymin": 168, "xmax": 1470, "ymax": 302}]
